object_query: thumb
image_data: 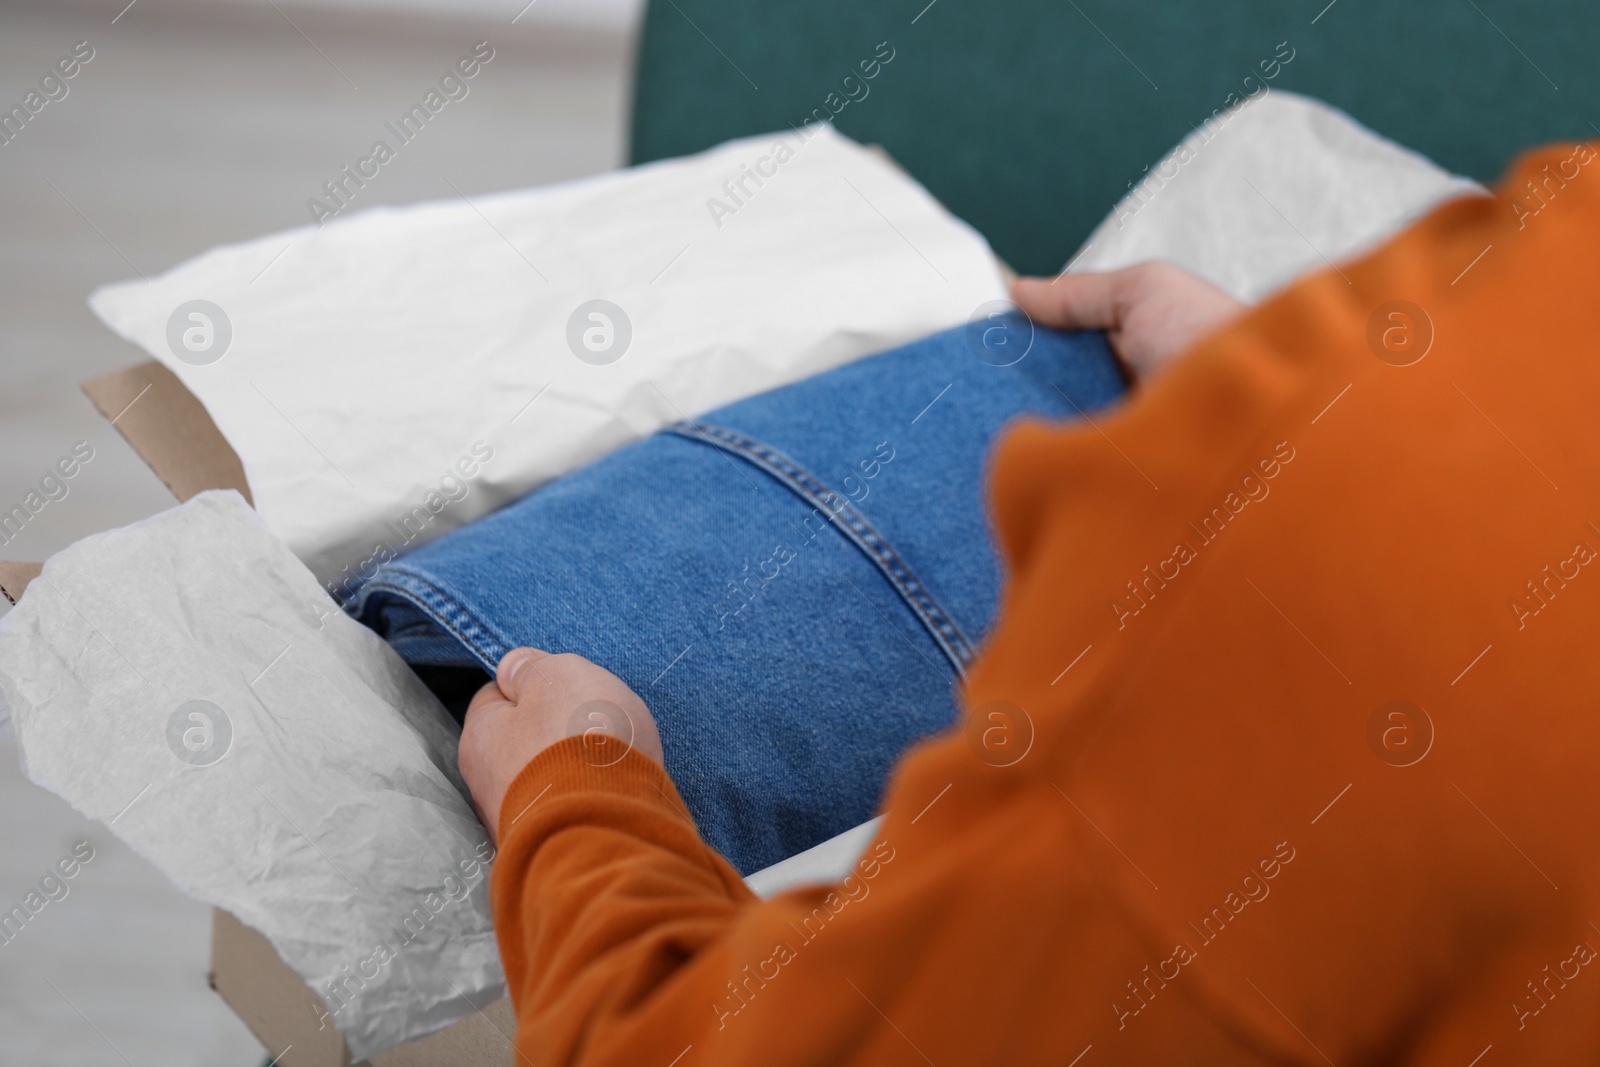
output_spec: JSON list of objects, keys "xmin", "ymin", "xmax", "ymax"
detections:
[
  {"xmin": 1010, "ymin": 272, "xmax": 1125, "ymax": 332},
  {"xmin": 495, "ymin": 647, "xmax": 553, "ymax": 703}
]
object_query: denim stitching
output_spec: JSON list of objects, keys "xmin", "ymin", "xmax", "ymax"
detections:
[
  {"xmin": 667, "ymin": 421, "xmax": 976, "ymax": 675},
  {"xmin": 356, "ymin": 568, "xmax": 511, "ymax": 673}
]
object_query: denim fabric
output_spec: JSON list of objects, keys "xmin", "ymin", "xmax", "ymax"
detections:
[{"xmin": 351, "ymin": 318, "xmax": 1126, "ymax": 873}]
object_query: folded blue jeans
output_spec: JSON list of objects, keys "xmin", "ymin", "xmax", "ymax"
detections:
[{"xmin": 351, "ymin": 318, "xmax": 1126, "ymax": 873}]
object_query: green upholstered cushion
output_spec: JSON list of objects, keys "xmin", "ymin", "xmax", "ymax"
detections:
[{"xmin": 630, "ymin": 0, "xmax": 1595, "ymax": 275}]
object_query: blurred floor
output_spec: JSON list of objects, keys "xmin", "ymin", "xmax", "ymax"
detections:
[{"xmin": 0, "ymin": 0, "xmax": 631, "ymax": 1061}]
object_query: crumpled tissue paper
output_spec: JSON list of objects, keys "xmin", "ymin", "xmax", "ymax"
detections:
[
  {"xmin": 0, "ymin": 491, "xmax": 502, "ymax": 1061},
  {"xmin": 1070, "ymin": 91, "xmax": 1485, "ymax": 301},
  {"xmin": 87, "ymin": 124, "xmax": 1007, "ymax": 589}
]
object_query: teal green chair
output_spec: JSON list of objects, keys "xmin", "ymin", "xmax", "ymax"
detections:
[{"xmin": 630, "ymin": 0, "xmax": 1596, "ymax": 276}]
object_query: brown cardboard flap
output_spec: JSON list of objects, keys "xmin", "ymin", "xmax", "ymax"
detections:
[
  {"xmin": 211, "ymin": 908, "xmax": 515, "ymax": 1067},
  {"xmin": 0, "ymin": 561, "xmax": 42, "ymax": 605},
  {"xmin": 369, "ymin": 995, "xmax": 517, "ymax": 1067},
  {"xmin": 1, "ymin": 362, "xmax": 248, "ymax": 606},
  {"xmin": 212, "ymin": 909, "xmax": 358, "ymax": 1067},
  {"xmin": 81, "ymin": 361, "xmax": 252, "ymax": 504}
]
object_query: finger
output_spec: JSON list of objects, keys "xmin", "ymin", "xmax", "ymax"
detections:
[
  {"xmin": 1011, "ymin": 272, "xmax": 1125, "ymax": 331},
  {"xmin": 496, "ymin": 646, "xmax": 553, "ymax": 702},
  {"xmin": 464, "ymin": 675, "xmax": 512, "ymax": 721}
]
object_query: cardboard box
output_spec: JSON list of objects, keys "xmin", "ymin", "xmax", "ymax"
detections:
[
  {"xmin": 0, "ymin": 146, "xmax": 977, "ymax": 1065},
  {"xmin": 0, "ymin": 361, "xmax": 515, "ymax": 1067}
]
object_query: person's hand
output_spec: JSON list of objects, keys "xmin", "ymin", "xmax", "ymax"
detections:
[
  {"xmin": 459, "ymin": 648, "xmax": 664, "ymax": 838},
  {"xmin": 1011, "ymin": 262, "xmax": 1246, "ymax": 381}
]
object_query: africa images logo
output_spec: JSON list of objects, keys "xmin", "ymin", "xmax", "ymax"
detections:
[
  {"xmin": 165, "ymin": 700, "xmax": 233, "ymax": 767},
  {"xmin": 165, "ymin": 299, "xmax": 232, "ymax": 366}
]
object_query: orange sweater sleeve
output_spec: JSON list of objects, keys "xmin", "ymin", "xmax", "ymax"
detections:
[
  {"xmin": 490, "ymin": 736, "xmax": 1276, "ymax": 1065},
  {"xmin": 492, "ymin": 143, "xmax": 1600, "ymax": 1066}
]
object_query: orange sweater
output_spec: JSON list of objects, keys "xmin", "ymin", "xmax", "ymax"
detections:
[{"xmin": 491, "ymin": 144, "xmax": 1600, "ymax": 1065}]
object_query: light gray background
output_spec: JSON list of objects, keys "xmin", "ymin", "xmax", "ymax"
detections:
[{"xmin": 0, "ymin": 0, "xmax": 631, "ymax": 1060}]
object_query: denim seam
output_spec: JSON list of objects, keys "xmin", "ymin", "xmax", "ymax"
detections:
[
  {"xmin": 666, "ymin": 421, "xmax": 976, "ymax": 675},
  {"xmin": 356, "ymin": 568, "xmax": 512, "ymax": 673}
]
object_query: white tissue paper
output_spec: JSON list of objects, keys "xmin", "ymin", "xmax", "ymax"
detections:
[
  {"xmin": 87, "ymin": 124, "xmax": 1007, "ymax": 589},
  {"xmin": 0, "ymin": 492, "xmax": 501, "ymax": 1061},
  {"xmin": 1070, "ymin": 91, "xmax": 1486, "ymax": 301}
]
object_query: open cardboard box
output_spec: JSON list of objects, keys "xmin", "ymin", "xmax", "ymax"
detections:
[
  {"xmin": 0, "ymin": 361, "xmax": 515, "ymax": 1067},
  {"xmin": 0, "ymin": 146, "xmax": 993, "ymax": 1066}
]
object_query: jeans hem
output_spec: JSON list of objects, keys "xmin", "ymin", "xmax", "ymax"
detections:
[{"xmin": 356, "ymin": 568, "xmax": 513, "ymax": 674}]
